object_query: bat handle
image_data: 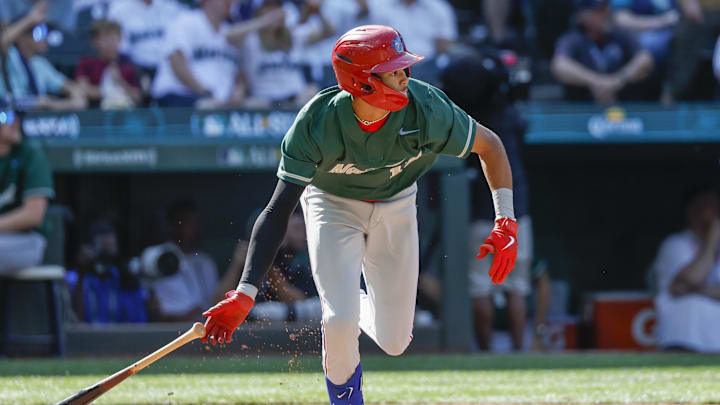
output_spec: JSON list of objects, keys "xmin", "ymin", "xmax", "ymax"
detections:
[{"xmin": 131, "ymin": 322, "xmax": 206, "ymax": 373}]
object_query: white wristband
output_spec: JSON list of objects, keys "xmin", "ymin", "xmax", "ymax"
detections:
[
  {"xmin": 492, "ymin": 188, "xmax": 515, "ymax": 220},
  {"xmin": 236, "ymin": 282, "xmax": 258, "ymax": 300}
]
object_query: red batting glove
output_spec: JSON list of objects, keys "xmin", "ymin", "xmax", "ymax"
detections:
[
  {"xmin": 201, "ymin": 290, "xmax": 254, "ymax": 345},
  {"xmin": 476, "ymin": 217, "xmax": 518, "ymax": 284}
]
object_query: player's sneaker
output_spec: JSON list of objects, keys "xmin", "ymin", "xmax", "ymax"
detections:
[{"xmin": 325, "ymin": 363, "xmax": 363, "ymax": 405}]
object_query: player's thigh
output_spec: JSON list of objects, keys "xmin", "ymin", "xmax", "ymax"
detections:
[
  {"xmin": 301, "ymin": 187, "xmax": 369, "ymax": 317},
  {"xmin": 362, "ymin": 186, "xmax": 419, "ymax": 317},
  {"xmin": 0, "ymin": 232, "xmax": 46, "ymax": 274}
]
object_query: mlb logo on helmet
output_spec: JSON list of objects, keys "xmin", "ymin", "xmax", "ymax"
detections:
[{"xmin": 391, "ymin": 37, "xmax": 403, "ymax": 53}]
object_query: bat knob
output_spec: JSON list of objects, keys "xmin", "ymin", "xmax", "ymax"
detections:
[{"xmin": 191, "ymin": 322, "xmax": 206, "ymax": 338}]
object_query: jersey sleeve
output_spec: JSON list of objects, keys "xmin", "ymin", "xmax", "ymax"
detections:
[
  {"xmin": 421, "ymin": 86, "xmax": 477, "ymax": 158},
  {"xmin": 277, "ymin": 110, "xmax": 321, "ymax": 186},
  {"xmin": 23, "ymin": 144, "xmax": 55, "ymax": 200},
  {"xmin": 163, "ymin": 13, "xmax": 193, "ymax": 58},
  {"xmin": 32, "ymin": 57, "xmax": 68, "ymax": 96}
]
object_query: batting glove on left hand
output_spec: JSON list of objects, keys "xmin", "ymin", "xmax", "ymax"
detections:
[
  {"xmin": 476, "ymin": 217, "xmax": 518, "ymax": 284},
  {"xmin": 202, "ymin": 290, "xmax": 254, "ymax": 345}
]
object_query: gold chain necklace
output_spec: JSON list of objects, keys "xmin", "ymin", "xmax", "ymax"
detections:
[{"xmin": 353, "ymin": 111, "xmax": 390, "ymax": 126}]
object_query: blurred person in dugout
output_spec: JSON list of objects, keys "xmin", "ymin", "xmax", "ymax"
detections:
[
  {"xmin": 144, "ymin": 200, "xmax": 220, "ymax": 322},
  {"xmin": 551, "ymin": 0, "xmax": 656, "ymax": 104},
  {"xmin": 150, "ymin": 0, "xmax": 247, "ymax": 108},
  {"xmin": 650, "ymin": 187, "xmax": 720, "ymax": 352},
  {"xmin": 75, "ymin": 20, "xmax": 142, "ymax": 110},
  {"xmin": 668, "ymin": 0, "xmax": 720, "ymax": 100},
  {"xmin": 0, "ymin": 1, "xmax": 87, "ymax": 110},
  {"xmin": 249, "ymin": 210, "xmax": 322, "ymax": 322},
  {"xmin": 0, "ymin": 98, "xmax": 54, "ymax": 274},
  {"xmin": 65, "ymin": 219, "xmax": 148, "ymax": 323},
  {"xmin": 441, "ymin": 52, "xmax": 532, "ymax": 352},
  {"xmin": 610, "ymin": 0, "xmax": 679, "ymax": 68}
]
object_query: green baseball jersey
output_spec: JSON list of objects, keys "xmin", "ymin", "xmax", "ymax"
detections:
[
  {"xmin": 0, "ymin": 139, "xmax": 55, "ymax": 234},
  {"xmin": 277, "ymin": 78, "xmax": 477, "ymax": 200}
]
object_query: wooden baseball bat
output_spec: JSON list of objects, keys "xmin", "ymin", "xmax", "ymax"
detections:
[{"xmin": 55, "ymin": 322, "xmax": 206, "ymax": 405}]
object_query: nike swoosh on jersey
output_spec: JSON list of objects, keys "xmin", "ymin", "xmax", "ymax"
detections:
[
  {"xmin": 502, "ymin": 236, "xmax": 516, "ymax": 251},
  {"xmin": 398, "ymin": 128, "xmax": 420, "ymax": 135}
]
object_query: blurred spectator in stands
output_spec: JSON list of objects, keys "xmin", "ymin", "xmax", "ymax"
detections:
[
  {"xmin": 714, "ymin": 35, "xmax": 720, "ymax": 81},
  {"xmin": 75, "ymin": 20, "xmax": 142, "ymax": 109},
  {"xmin": 611, "ymin": 0, "xmax": 679, "ymax": 65},
  {"xmin": 107, "ymin": 0, "xmax": 187, "ymax": 73},
  {"xmin": 651, "ymin": 187, "xmax": 720, "ymax": 352},
  {"xmin": 226, "ymin": 0, "xmax": 318, "ymax": 108},
  {"xmin": 66, "ymin": 219, "xmax": 148, "ymax": 323},
  {"xmin": 0, "ymin": 99, "xmax": 53, "ymax": 274},
  {"xmin": 370, "ymin": 0, "xmax": 457, "ymax": 59},
  {"xmin": 482, "ymin": 0, "xmax": 527, "ymax": 50},
  {"xmin": 442, "ymin": 52, "xmax": 532, "ymax": 352},
  {"xmin": 551, "ymin": 0, "xmax": 655, "ymax": 104},
  {"xmin": 145, "ymin": 200, "xmax": 220, "ymax": 322},
  {"xmin": 0, "ymin": 2, "xmax": 87, "ymax": 110},
  {"xmin": 293, "ymin": 0, "xmax": 364, "ymax": 89},
  {"xmin": 668, "ymin": 0, "xmax": 720, "ymax": 100},
  {"xmin": 151, "ymin": 0, "xmax": 247, "ymax": 108},
  {"xmin": 369, "ymin": 0, "xmax": 458, "ymax": 85},
  {"xmin": 1, "ymin": 0, "xmax": 75, "ymax": 32},
  {"xmin": 249, "ymin": 211, "xmax": 322, "ymax": 321}
]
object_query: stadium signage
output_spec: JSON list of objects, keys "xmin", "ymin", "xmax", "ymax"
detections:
[
  {"xmin": 192, "ymin": 111, "xmax": 296, "ymax": 138},
  {"xmin": 587, "ymin": 107, "xmax": 644, "ymax": 139},
  {"xmin": 23, "ymin": 114, "xmax": 81, "ymax": 139},
  {"xmin": 72, "ymin": 148, "xmax": 158, "ymax": 168},
  {"xmin": 217, "ymin": 145, "xmax": 280, "ymax": 167}
]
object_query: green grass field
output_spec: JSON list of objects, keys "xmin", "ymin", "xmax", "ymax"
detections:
[{"xmin": 2, "ymin": 353, "xmax": 719, "ymax": 404}]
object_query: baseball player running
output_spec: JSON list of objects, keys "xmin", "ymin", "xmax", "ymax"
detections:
[{"xmin": 201, "ymin": 25, "xmax": 518, "ymax": 405}]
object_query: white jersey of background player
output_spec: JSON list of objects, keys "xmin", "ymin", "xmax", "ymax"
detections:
[
  {"xmin": 107, "ymin": 0, "xmax": 187, "ymax": 70},
  {"xmin": 201, "ymin": 25, "xmax": 519, "ymax": 405},
  {"xmin": 151, "ymin": 2, "xmax": 243, "ymax": 104},
  {"xmin": 241, "ymin": 1, "xmax": 311, "ymax": 106}
]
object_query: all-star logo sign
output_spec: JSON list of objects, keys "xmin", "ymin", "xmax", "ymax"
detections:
[{"xmin": 391, "ymin": 36, "xmax": 403, "ymax": 53}]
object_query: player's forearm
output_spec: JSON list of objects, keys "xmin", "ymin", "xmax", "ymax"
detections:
[
  {"xmin": 551, "ymin": 56, "xmax": 602, "ymax": 87},
  {"xmin": 0, "ymin": 200, "xmax": 47, "ymax": 232},
  {"xmin": 473, "ymin": 124, "xmax": 513, "ymax": 191},
  {"xmin": 238, "ymin": 180, "xmax": 305, "ymax": 293},
  {"xmin": 1, "ymin": 14, "xmax": 36, "ymax": 51},
  {"xmin": 169, "ymin": 51, "xmax": 209, "ymax": 96},
  {"xmin": 670, "ymin": 243, "xmax": 717, "ymax": 292},
  {"xmin": 616, "ymin": 51, "xmax": 654, "ymax": 83},
  {"xmin": 700, "ymin": 284, "xmax": 720, "ymax": 301},
  {"xmin": 614, "ymin": 10, "xmax": 678, "ymax": 31}
]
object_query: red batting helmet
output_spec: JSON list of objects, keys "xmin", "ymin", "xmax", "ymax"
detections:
[{"xmin": 332, "ymin": 25, "xmax": 425, "ymax": 111}]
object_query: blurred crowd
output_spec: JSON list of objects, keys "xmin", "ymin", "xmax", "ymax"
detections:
[
  {"xmin": 1, "ymin": 0, "xmax": 719, "ymax": 110},
  {"xmin": 1, "ymin": 0, "xmax": 719, "ymax": 354}
]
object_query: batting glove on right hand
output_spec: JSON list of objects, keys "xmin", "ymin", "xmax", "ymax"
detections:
[
  {"xmin": 476, "ymin": 217, "xmax": 518, "ymax": 285},
  {"xmin": 202, "ymin": 290, "xmax": 254, "ymax": 345}
]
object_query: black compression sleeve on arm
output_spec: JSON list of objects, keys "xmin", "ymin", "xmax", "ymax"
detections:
[{"xmin": 239, "ymin": 179, "xmax": 306, "ymax": 287}]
